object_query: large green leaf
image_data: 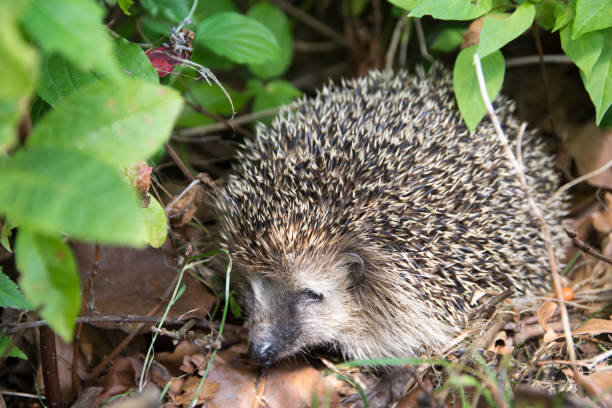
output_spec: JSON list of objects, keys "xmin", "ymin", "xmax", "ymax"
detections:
[
  {"xmin": 28, "ymin": 78, "xmax": 183, "ymax": 168},
  {"xmin": 143, "ymin": 194, "xmax": 167, "ymax": 248},
  {"xmin": 247, "ymin": 2, "xmax": 293, "ymax": 79},
  {"xmin": 477, "ymin": 4, "xmax": 536, "ymax": 58},
  {"xmin": 196, "ymin": 12, "xmax": 280, "ymax": 64},
  {"xmin": 0, "ymin": 267, "xmax": 31, "ymax": 310},
  {"xmin": 115, "ymin": 39, "xmax": 159, "ymax": 83},
  {"xmin": 22, "ymin": 0, "xmax": 121, "ymax": 77},
  {"xmin": 37, "ymin": 53, "xmax": 98, "ymax": 107},
  {"xmin": 410, "ymin": 0, "xmax": 493, "ymax": 20},
  {"xmin": 141, "ymin": 0, "xmax": 191, "ymax": 22},
  {"xmin": 581, "ymin": 30, "xmax": 612, "ymax": 125},
  {"xmin": 572, "ymin": 0, "xmax": 612, "ymax": 38},
  {"xmin": 0, "ymin": 147, "xmax": 146, "ymax": 244},
  {"xmin": 38, "ymin": 40, "xmax": 159, "ymax": 107},
  {"xmin": 453, "ymin": 46, "xmax": 505, "ymax": 132},
  {"xmin": 250, "ymin": 80, "xmax": 302, "ymax": 125},
  {"xmin": 16, "ymin": 228, "xmax": 80, "ymax": 341},
  {"xmin": 560, "ymin": 27, "xmax": 603, "ymax": 80},
  {"xmin": 0, "ymin": 2, "xmax": 38, "ymax": 152}
]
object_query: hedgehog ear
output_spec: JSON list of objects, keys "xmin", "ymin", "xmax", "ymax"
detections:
[{"xmin": 341, "ymin": 252, "xmax": 365, "ymax": 286}]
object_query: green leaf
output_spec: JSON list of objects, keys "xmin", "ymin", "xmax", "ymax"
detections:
[
  {"xmin": 410, "ymin": 0, "xmax": 493, "ymax": 20},
  {"xmin": 0, "ymin": 2, "xmax": 38, "ymax": 152},
  {"xmin": 387, "ymin": 0, "xmax": 419, "ymax": 10},
  {"xmin": 118, "ymin": 0, "xmax": 134, "ymax": 15},
  {"xmin": 453, "ymin": 46, "xmax": 505, "ymax": 132},
  {"xmin": 143, "ymin": 194, "xmax": 167, "ymax": 248},
  {"xmin": 0, "ymin": 147, "xmax": 146, "ymax": 245},
  {"xmin": 0, "ymin": 335, "xmax": 27, "ymax": 359},
  {"xmin": 0, "ymin": 267, "xmax": 31, "ymax": 310},
  {"xmin": 38, "ymin": 40, "xmax": 159, "ymax": 107},
  {"xmin": 247, "ymin": 2, "xmax": 293, "ymax": 79},
  {"xmin": 22, "ymin": 0, "xmax": 121, "ymax": 78},
  {"xmin": 16, "ymin": 229, "xmax": 80, "ymax": 341},
  {"xmin": 1, "ymin": 219, "xmax": 13, "ymax": 253},
  {"xmin": 252, "ymin": 80, "xmax": 302, "ymax": 125},
  {"xmin": 28, "ymin": 78, "xmax": 183, "ymax": 168},
  {"xmin": 581, "ymin": 30, "xmax": 612, "ymax": 125},
  {"xmin": 431, "ymin": 27, "xmax": 465, "ymax": 52},
  {"xmin": 37, "ymin": 53, "xmax": 98, "ymax": 107},
  {"xmin": 114, "ymin": 39, "xmax": 159, "ymax": 83},
  {"xmin": 194, "ymin": 0, "xmax": 237, "ymax": 19},
  {"xmin": 560, "ymin": 27, "xmax": 603, "ymax": 80},
  {"xmin": 141, "ymin": 0, "xmax": 191, "ymax": 22},
  {"xmin": 552, "ymin": 2, "xmax": 574, "ymax": 32},
  {"xmin": 477, "ymin": 4, "xmax": 535, "ymax": 58},
  {"xmin": 196, "ymin": 12, "xmax": 281, "ymax": 64},
  {"xmin": 572, "ymin": 0, "xmax": 612, "ymax": 38}
]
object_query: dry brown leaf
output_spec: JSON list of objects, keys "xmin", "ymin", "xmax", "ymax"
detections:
[
  {"xmin": 73, "ymin": 243, "xmax": 215, "ymax": 332},
  {"xmin": 537, "ymin": 301, "xmax": 558, "ymax": 342},
  {"xmin": 486, "ymin": 330, "xmax": 514, "ymax": 355},
  {"xmin": 566, "ymin": 126, "xmax": 612, "ymax": 190},
  {"xmin": 591, "ymin": 193, "xmax": 612, "ymax": 234},
  {"xmin": 166, "ymin": 183, "xmax": 202, "ymax": 227},
  {"xmin": 586, "ymin": 370, "xmax": 612, "ymax": 390},
  {"xmin": 462, "ymin": 17, "xmax": 484, "ymax": 48},
  {"xmin": 572, "ymin": 318, "xmax": 612, "ymax": 336}
]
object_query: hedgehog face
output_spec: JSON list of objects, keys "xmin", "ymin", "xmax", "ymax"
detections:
[{"xmin": 245, "ymin": 256, "xmax": 362, "ymax": 367}]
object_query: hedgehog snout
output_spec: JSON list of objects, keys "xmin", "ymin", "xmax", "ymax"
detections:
[{"xmin": 249, "ymin": 341, "xmax": 278, "ymax": 367}]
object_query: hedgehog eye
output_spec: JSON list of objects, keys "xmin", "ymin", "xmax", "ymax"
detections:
[{"xmin": 301, "ymin": 289, "xmax": 324, "ymax": 302}]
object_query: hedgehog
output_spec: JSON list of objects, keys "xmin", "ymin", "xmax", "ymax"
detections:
[{"xmin": 214, "ymin": 65, "xmax": 567, "ymax": 406}]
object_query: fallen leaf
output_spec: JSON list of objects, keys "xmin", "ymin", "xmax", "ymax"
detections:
[
  {"xmin": 566, "ymin": 126, "xmax": 612, "ymax": 190},
  {"xmin": 462, "ymin": 17, "xmax": 484, "ymax": 48},
  {"xmin": 572, "ymin": 318, "xmax": 612, "ymax": 336},
  {"xmin": 537, "ymin": 301, "xmax": 558, "ymax": 342}
]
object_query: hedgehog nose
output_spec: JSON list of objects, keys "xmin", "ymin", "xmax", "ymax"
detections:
[{"xmin": 249, "ymin": 341, "xmax": 276, "ymax": 367}]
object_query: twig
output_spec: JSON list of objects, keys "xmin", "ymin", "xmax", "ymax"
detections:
[
  {"xmin": 269, "ymin": 0, "xmax": 348, "ymax": 47},
  {"xmin": 385, "ymin": 13, "xmax": 411, "ymax": 70},
  {"xmin": 506, "ymin": 54, "xmax": 572, "ymax": 68},
  {"xmin": 565, "ymin": 227, "xmax": 612, "ymax": 265},
  {"xmin": 294, "ymin": 41, "xmax": 338, "ymax": 52},
  {"xmin": 71, "ymin": 244, "xmax": 99, "ymax": 400},
  {"xmin": 184, "ymin": 98, "xmax": 253, "ymax": 139},
  {"xmin": 532, "ymin": 26, "xmax": 557, "ymax": 137},
  {"xmin": 40, "ymin": 326, "xmax": 63, "ymax": 407},
  {"xmin": 414, "ymin": 18, "xmax": 433, "ymax": 62},
  {"xmin": 0, "ymin": 391, "xmax": 45, "ymax": 399},
  {"xmin": 177, "ymin": 107, "xmax": 282, "ymax": 138},
  {"xmin": 554, "ymin": 158, "xmax": 612, "ymax": 199},
  {"xmin": 472, "ymin": 53, "xmax": 578, "ymax": 378},
  {"xmin": 164, "ymin": 143, "xmax": 194, "ymax": 181}
]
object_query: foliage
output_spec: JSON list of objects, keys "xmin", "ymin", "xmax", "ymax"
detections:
[
  {"xmin": 0, "ymin": 0, "xmax": 299, "ymax": 342},
  {"xmin": 393, "ymin": 0, "xmax": 612, "ymax": 131}
]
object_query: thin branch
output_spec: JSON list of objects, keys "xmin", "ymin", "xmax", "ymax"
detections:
[
  {"xmin": 554, "ymin": 158, "xmax": 612, "ymax": 199},
  {"xmin": 176, "ymin": 107, "xmax": 282, "ymax": 138},
  {"xmin": 184, "ymin": 98, "xmax": 253, "ymax": 139},
  {"xmin": 71, "ymin": 243, "xmax": 99, "ymax": 400},
  {"xmin": 385, "ymin": 13, "xmax": 411, "ymax": 70},
  {"xmin": 414, "ymin": 18, "xmax": 433, "ymax": 62},
  {"xmin": 40, "ymin": 326, "xmax": 63, "ymax": 407},
  {"xmin": 472, "ymin": 53, "xmax": 579, "ymax": 378},
  {"xmin": 565, "ymin": 227, "xmax": 612, "ymax": 265},
  {"xmin": 532, "ymin": 26, "xmax": 557, "ymax": 137},
  {"xmin": 164, "ymin": 143, "xmax": 195, "ymax": 181},
  {"xmin": 506, "ymin": 54, "xmax": 572, "ymax": 68},
  {"xmin": 269, "ymin": 0, "xmax": 348, "ymax": 47}
]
